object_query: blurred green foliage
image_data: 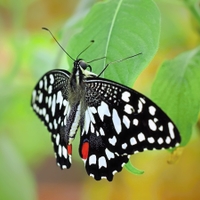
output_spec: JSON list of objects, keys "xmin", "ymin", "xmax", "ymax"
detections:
[
  {"xmin": 151, "ymin": 47, "xmax": 200, "ymax": 146},
  {"xmin": 0, "ymin": 0, "xmax": 200, "ymax": 199}
]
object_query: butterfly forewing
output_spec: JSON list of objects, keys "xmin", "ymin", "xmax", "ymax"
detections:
[
  {"xmin": 85, "ymin": 78, "xmax": 181, "ymax": 153},
  {"xmin": 31, "ymin": 70, "xmax": 73, "ymax": 169}
]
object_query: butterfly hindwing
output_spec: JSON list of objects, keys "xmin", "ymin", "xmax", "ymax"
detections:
[
  {"xmin": 31, "ymin": 69, "xmax": 72, "ymax": 168},
  {"xmin": 79, "ymin": 109, "xmax": 130, "ymax": 181}
]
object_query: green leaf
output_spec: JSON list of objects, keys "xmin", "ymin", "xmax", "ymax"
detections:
[
  {"xmin": 0, "ymin": 135, "xmax": 37, "ymax": 200},
  {"xmin": 183, "ymin": 0, "xmax": 200, "ymax": 24},
  {"xmin": 151, "ymin": 46, "xmax": 200, "ymax": 146},
  {"xmin": 67, "ymin": 0, "xmax": 160, "ymax": 86},
  {"xmin": 124, "ymin": 160, "xmax": 144, "ymax": 175}
]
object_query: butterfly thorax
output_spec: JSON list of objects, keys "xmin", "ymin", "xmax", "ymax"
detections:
[{"xmin": 68, "ymin": 60, "xmax": 85, "ymax": 104}]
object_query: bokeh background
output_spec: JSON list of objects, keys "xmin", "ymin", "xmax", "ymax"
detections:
[{"xmin": 0, "ymin": 0, "xmax": 200, "ymax": 199}]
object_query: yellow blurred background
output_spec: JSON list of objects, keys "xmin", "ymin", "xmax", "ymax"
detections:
[{"xmin": 0, "ymin": 0, "xmax": 200, "ymax": 200}]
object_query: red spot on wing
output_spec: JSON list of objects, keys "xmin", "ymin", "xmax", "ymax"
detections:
[
  {"xmin": 67, "ymin": 144, "xmax": 72, "ymax": 155},
  {"xmin": 81, "ymin": 142, "xmax": 89, "ymax": 159}
]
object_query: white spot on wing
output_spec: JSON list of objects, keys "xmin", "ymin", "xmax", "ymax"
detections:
[
  {"xmin": 108, "ymin": 136, "xmax": 117, "ymax": 146},
  {"xmin": 86, "ymin": 107, "xmax": 95, "ymax": 124},
  {"xmin": 124, "ymin": 104, "xmax": 134, "ymax": 114},
  {"xmin": 44, "ymin": 76, "xmax": 47, "ymax": 91},
  {"xmin": 51, "ymin": 94, "xmax": 56, "ymax": 117},
  {"xmin": 122, "ymin": 143, "xmax": 128, "ymax": 149},
  {"xmin": 154, "ymin": 118, "xmax": 158, "ymax": 122},
  {"xmin": 90, "ymin": 106, "xmax": 97, "ymax": 114},
  {"xmin": 69, "ymin": 155, "xmax": 72, "ymax": 164},
  {"xmin": 58, "ymin": 117, "xmax": 61, "ymax": 124},
  {"xmin": 62, "ymin": 146, "xmax": 67, "ymax": 159},
  {"xmin": 159, "ymin": 125, "xmax": 163, "ymax": 131},
  {"xmin": 48, "ymin": 85, "xmax": 52, "ymax": 94},
  {"xmin": 121, "ymin": 91, "xmax": 131, "ymax": 102},
  {"xmin": 112, "ymin": 108, "xmax": 122, "ymax": 134},
  {"xmin": 130, "ymin": 137, "xmax": 137, "ymax": 145},
  {"xmin": 89, "ymin": 154, "xmax": 97, "ymax": 165},
  {"xmin": 56, "ymin": 134, "xmax": 60, "ymax": 145},
  {"xmin": 48, "ymin": 96, "xmax": 52, "ymax": 108},
  {"xmin": 98, "ymin": 156, "xmax": 107, "ymax": 168},
  {"xmin": 49, "ymin": 123, "xmax": 53, "ymax": 130},
  {"xmin": 133, "ymin": 118, "xmax": 139, "ymax": 126},
  {"xmin": 175, "ymin": 143, "xmax": 179, "ymax": 147},
  {"xmin": 39, "ymin": 109, "xmax": 43, "ymax": 115},
  {"xmin": 54, "ymin": 119, "xmax": 58, "ymax": 129},
  {"xmin": 138, "ymin": 132, "xmax": 145, "ymax": 142},
  {"xmin": 49, "ymin": 74, "xmax": 54, "ymax": 84},
  {"xmin": 140, "ymin": 97, "xmax": 146, "ymax": 104},
  {"xmin": 96, "ymin": 131, "xmax": 100, "ymax": 137},
  {"xmin": 148, "ymin": 119, "xmax": 157, "ymax": 131},
  {"xmin": 45, "ymin": 114, "xmax": 49, "ymax": 122},
  {"xmin": 147, "ymin": 137, "xmax": 155, "ymax": 144},
  {"xmin": 149, "ymin": 106, "xmax": 156, "ymax": 116},
  {"xmin": 112, "ymin": 170, "xmax": 117, "ymax": 175},
  {"xmin": 99, "ymin": 127, "xmax": 105, "ymax": 136},
  {"xmin": 84, "ymin": 109, "xmax": 90, "ymax": 133},
  {"xmin": 42, "ymin": 108, "xmax": 46, "ymax": 116},
  {"xmin": 90, "ymin": 123, "xmax": 95, "ymax": 133},
  {"xmin": 97, "ymin": 101, "xmax": 111, "ymax": 121},
  {"xmin": 58, "ymin": 145, "xmax": 62, "ymax": 157},
  {"xmin": 84, "ymin": 107, "xmax": 95, "ymax": 134},
  {"xmin": 45, "ymin": 96, "xmax": 48, "ymax": 104},
  {"xmin": 63, "ymin": 99, "xmax": 68, "ymax": 106},
  {"xmin": 39, "ymin": 80, "xmax": 43, "ymax": 89},
  {"xmin": 105, "ymin": 148, "xmax": 115, "ymax": 160},
  {"xmin": 38, "ymin": 92, "xmax": 43, "ymax": 103},
  {"xmin": 138, "ymin": 100, "xmax": 143, "ymax": 113},
  {"xmin": 32, "ymin": 90, "xmax": 36, "ymax": 103},
  {"xmin": 57, "ymin": 91, "xmax": 63, "ymax": 109},
  {"xmin": 123, "ymin": 115, "xmax": 130, "ymax": 128},
  {"xmin": 90, "ymin": 174, "xmax": 94, "ymax": 178},
  {"xmin": 165, "ymin": 136, "xmax": 171, "ymax": 144},
  {"xmin": 168, "ymin": 122, "xmax": 175, "ymax": 139},
  {"xmin": 158, "ymin": 137, "xmax": 164, "ymax": 144},
  {"xmin": 62, "ymin": 165, "xmax": 67, "ymax": 169}
]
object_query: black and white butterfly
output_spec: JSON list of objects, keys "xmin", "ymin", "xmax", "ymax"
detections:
[{"xmin": 31, "ymin": 30, "xmax": 181, "ymax": 181}]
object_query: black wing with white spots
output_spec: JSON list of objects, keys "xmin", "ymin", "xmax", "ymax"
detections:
[
  {"xmin": 78, "ymin": 78, "xmax": 181, "ymax": 181},
  {"xmin": 31, "ymin": 70, "xmax": 73, "ymax": 169},
  {"xmin": 31, "ymin": 58, "xmax": 181, "ymax": 182}
]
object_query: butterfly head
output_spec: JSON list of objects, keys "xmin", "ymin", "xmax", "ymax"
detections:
[{"xmin": 74, "ymin": 59, "xmax": 97, "ymax": 78}]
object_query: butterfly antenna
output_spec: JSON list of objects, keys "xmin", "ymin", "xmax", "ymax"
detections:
[
  {"xmin": 98, "ymin": 52, "xmax": 142, "ymax": 77},
  {"xmin": 76, "ymin": 40, "xmax": 95, "ymax": 59},
  {"xmin": 42, "ymin": 27, "xmax": 75, "ymax": 61},
  {"xmin": 87, "ymin": 56, "xmax": 106, "ymax": 64}
]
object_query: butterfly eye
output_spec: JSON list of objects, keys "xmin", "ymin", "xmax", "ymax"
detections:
[
  {"xmin": 79, "ymin": 60, "xmax": 88, "ymax": 69},
  {"xmin": 79, "ymin": 60, "xmax": 92, "ymax": 72}
]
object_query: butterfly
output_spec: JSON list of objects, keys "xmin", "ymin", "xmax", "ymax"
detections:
[{"xmin": 31, "ymin": 28, "xmax": 181, "ymax": 181}]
